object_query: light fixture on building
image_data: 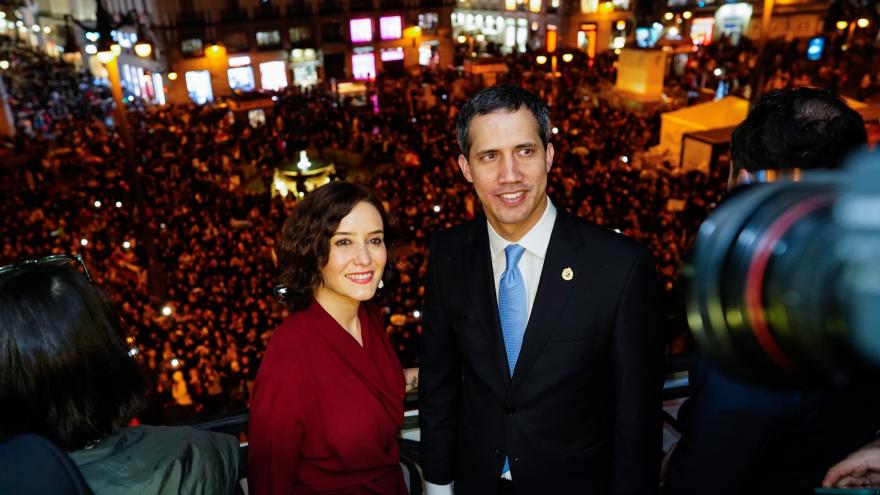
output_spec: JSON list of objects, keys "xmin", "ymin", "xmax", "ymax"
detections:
[
  {"xmin": 664, "ymin": 12, "xmax": 674, "ymax": 21},
  {"xmin": 96, "ymin": 36, "xmax": 117, "ymax": 63},
  {"xmin": 836, "ymin": 20, "xmax": 849, "ymax": 30},
  {"xmin": 561, "ymin": 53, "xmax": 573, "ymax": 63},
  {"xmin": 536, "ymin": 55, "xmax": 547, "ymax": 64},
  {"xmin": 857, "ymin": 18, "xmax": 869, "ymax": 28}
]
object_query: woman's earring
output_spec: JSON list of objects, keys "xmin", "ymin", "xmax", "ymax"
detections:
[{"xmin": 378, "ymin": 279, "xmax": 384, "ymax": 289}]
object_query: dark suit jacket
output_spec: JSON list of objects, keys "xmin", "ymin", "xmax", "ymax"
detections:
[
  {"xmin": 419, "ymin": 210, "xmax": 665, "ymax": 494},
  {"xmin": 662, "ymin": 356, "xmax": 880, "ymax": 495}
]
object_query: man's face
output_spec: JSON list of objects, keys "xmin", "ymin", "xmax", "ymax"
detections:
[{"xmin": 458, "ymin": 107, "xmax": 554, "ymax": 241}]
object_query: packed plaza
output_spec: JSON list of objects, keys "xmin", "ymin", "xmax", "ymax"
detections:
[{"xmin": 2, "ymin": 2, "xmax": 879, "ymax": 427}]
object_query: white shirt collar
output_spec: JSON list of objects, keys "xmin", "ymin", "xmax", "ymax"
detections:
[{"xmin": 487, "ymin": 198, "xmax": 557, "ymax": 263}]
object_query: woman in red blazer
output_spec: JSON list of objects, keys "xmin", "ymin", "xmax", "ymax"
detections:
[{"xmin": 249, "ymin": 182, "xmax": 407, "ymax": 494}]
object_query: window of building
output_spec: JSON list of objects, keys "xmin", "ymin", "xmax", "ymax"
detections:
[
  {"xmin": 419, "ymin": 13, "xmax": 438, "ymax": 32},
  {"xmin": 181, "ymin": 38, "xmax": 203, "ymax": 57},
  {"xmin": 322, "ymin": 21, "xmax": 344, "ymax": 43},
  {"xmin": 224, "ymin": 32, "xmax": 249, "ymax": 52},
  {"xmin": 350, "ymin": 18, "xmax": 373, "ymax": 43},
  {"xmin": 379, "ymin": 16, "xmax": 402, "ymax": 40},
  {"xmin": 289, "ymin": 26, "xmax": 312, "ymax": 43},
  {"xmin": 256, "ymin": 30, "xmax": 282, "ymax": 48},
  {"xmin": 228, "ymin": 66, "xmax": 256, "ymax": 91}
]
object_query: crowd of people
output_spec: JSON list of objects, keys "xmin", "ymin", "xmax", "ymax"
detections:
[{"xmin": 2, "ymin": 25, "xmax": 873, "ymax": 423}]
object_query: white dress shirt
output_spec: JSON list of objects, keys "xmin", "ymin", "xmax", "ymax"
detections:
[{"xmin": 425, "ymin": 199, "xmax": 557, "ymax": 494}]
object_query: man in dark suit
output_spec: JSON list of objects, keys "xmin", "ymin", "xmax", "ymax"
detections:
[{"xmin": 419, "ymin": 84, "xmax": 665, "ymax": 494}]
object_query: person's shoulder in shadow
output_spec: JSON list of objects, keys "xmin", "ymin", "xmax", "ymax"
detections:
[{"xmin": 69, "ymin": 424, "xmax": 240, "ymax": 495}]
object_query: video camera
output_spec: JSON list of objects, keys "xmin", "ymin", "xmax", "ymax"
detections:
[{"xmin": 686, "ymin": 150, "xmax": 880, "ymax": 385}]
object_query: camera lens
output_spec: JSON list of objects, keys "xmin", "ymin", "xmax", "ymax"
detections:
[{"xmin": 687, "ymin": 180, "xmax": 868, "ymax": 384}]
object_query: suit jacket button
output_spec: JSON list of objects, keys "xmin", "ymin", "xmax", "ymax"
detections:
[
  {"xmin": 494, "ymin": 448, "xmax": 502, "ymax": 457},
  {"xmin": 504, "ymin": 404, "xmax": 516, "ymax": 415}
]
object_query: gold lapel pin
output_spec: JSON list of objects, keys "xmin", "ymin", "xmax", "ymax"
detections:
[{"xmin": 561, "ymin": 267, "xmax": 574, "ymax": 281}]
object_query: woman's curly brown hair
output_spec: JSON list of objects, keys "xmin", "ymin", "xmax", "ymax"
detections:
[{"xmin": 277, "ymin": 181, "xmax": 398, "ymax": 312}]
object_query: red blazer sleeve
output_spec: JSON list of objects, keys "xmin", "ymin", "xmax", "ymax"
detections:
[{"xmin": 248, "ymin": 349, "xmax": 305, "ymax": 495}]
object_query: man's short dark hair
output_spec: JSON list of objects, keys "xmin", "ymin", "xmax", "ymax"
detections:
[
  {"xmin": 456, "ymin": 84, "xmax": 551, "ymax": 158},
  {"xmin": 0, "ymin": 264, "xmax": 145, "ymax": 450},
  {"xmin": 731, "ymin": 87, "xmax": 867, "ymax": 174},
  {"xmin": 277, "ymin": 181, "xmax": 398, "ymax": 312}
]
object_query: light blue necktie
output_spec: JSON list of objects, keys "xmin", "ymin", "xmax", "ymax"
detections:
[{"xmin": 499, "ymin": 243, "xmax": 527, "ymax": 477}]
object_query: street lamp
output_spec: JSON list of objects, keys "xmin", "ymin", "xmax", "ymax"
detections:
[
  {"xmin": 134, "ymin": 39, "xmax": 152, "ymax": 57},
  {"xmin": 70, "ymin": 0, "xmax": 165, "ymax": 298},
  {"xmin": 96, "ymin": 36, "xmax": 117, "ymax": 64}
]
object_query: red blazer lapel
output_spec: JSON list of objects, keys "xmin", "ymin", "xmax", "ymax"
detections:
[{"xmin": 304, "ymin": 300, "xmax": 404, "ymax": 427}]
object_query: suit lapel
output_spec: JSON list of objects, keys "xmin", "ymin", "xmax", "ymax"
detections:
[
  {"xmin": 464, "ymin": 219, "xmax": 512, "ymax": 388},
  {"xmin": 507, "ymin": 212, "xmax": 582, "ymax": 396}
]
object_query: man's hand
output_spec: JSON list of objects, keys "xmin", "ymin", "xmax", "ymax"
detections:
[{"xmin": 823, "ymin": 439, "xmax": 880, "ymax": 488}]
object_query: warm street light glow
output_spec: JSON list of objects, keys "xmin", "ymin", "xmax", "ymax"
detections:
[
  {"xmin": 562, "ymin": 53, "xmax": 573, "ymax": 62},
  {"xmin": 85, "ymin": 44, "xmax": 98, "ymax": 54},
  {"xmin": 210, "ymin": 44, "xmax": 220, "ymax": 53},
  {"xmin": 457, "ymin": 34, "xmax": 466, "ymax": 43},
  {"xmin": 616, "ymin": 20, "xmax": 626, "ymax": 30},
  {"xmin": 836, "ymin": 20, "xmax": 849, "ymax": 30},
  {"xmin": 43, "ymin": 26, "xmax": 51, "ymax": 34},
  {"xmin": 0, "ymin": 61, "xmax": 8, "ymax": 70},
  {"xmin": 857, "ymin": 18, "xmax": 869, "ymax": 28},
  {"xmin": 31, "ymin": 24, "xmax": 40, "ymax": 32},
  {"xmin": 111, "ymin": 43, "xmax": 122, "ymax": 56},
  {"xmin": 664, "ymin": 12, "xmax": 674, "ymax": 21},
  {"xmin": 682, "ymin": 11, "xmax": 693, "ymax": 19},
  {"xmin": 476, "ymin": 33, "xmax": 485, "ymax": 42},
  {"xmin": 134, "ymin": 41, "xmax": 152, "ymax": 57},
  {"xmin": 167, "ymin": 71, "xmax": 178, "ymax": 81},
  {"xmin": 536, "ymin": 55, "xmax": 547, "ymax": 64},
  {"xmin": 96, "ymin": 49, "xmax": 115, "ymax": 64},
  {"xmin": 123, "ymin": 241, "xmax": 131, "ymax": 249}
]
